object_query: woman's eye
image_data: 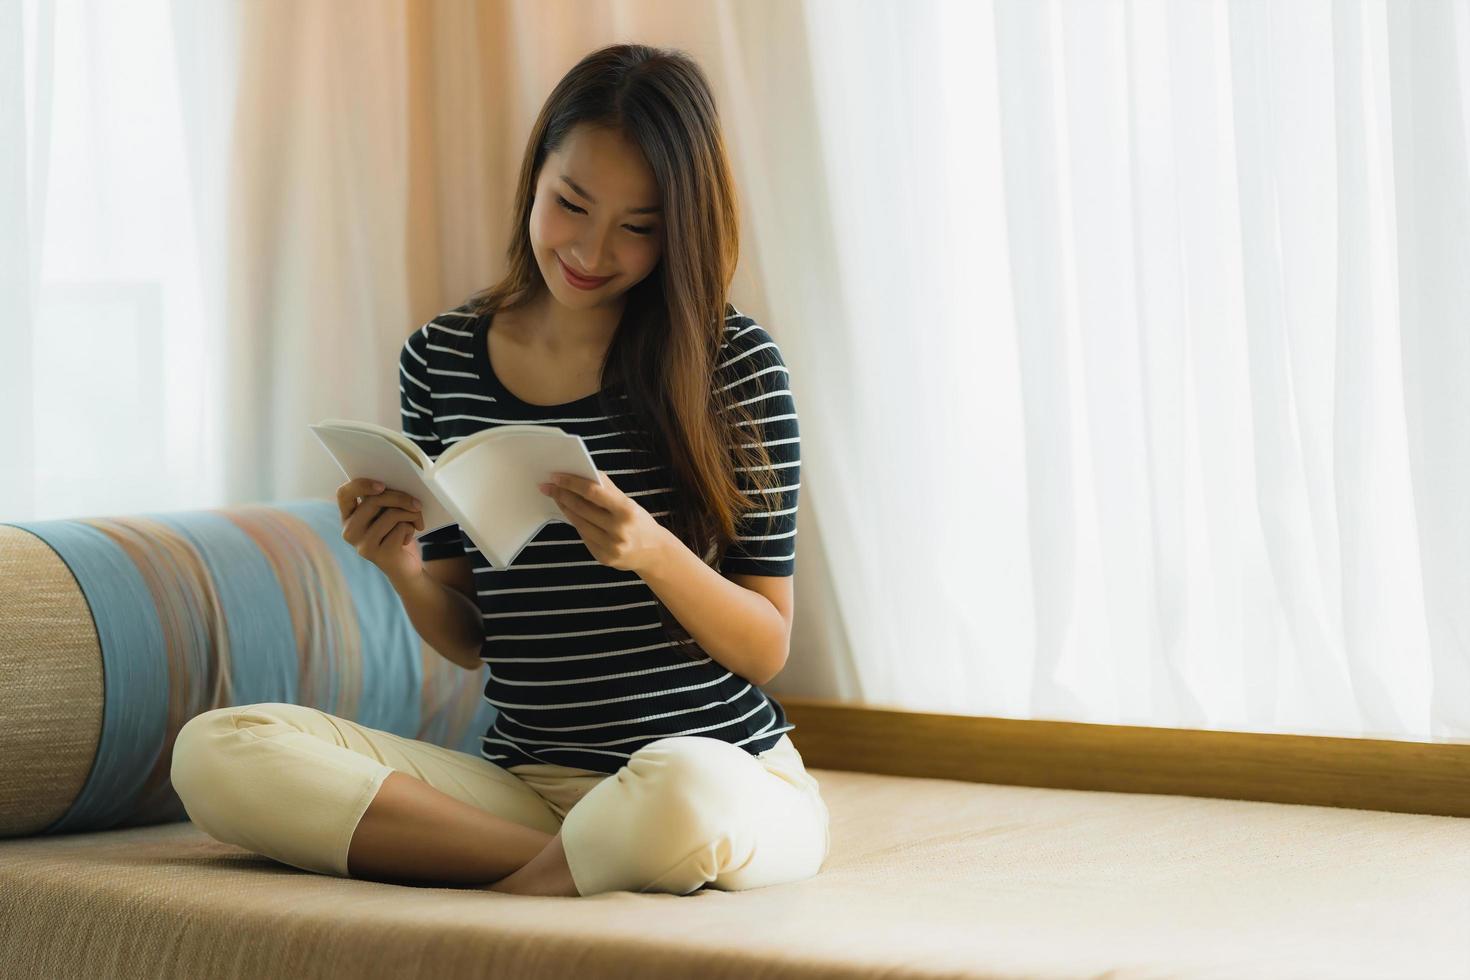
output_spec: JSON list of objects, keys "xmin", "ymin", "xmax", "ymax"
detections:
[{"xmin": 556, "ymin": 195, "xmax": 655, "ymax": 236}]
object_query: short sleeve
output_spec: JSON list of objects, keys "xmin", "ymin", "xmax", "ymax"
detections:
[
  {"xmin": 399, "ymin": 326, "xmax": 465, "ymax": 562},
  {"xmin": 717, "ymin": 319, "xmax": 800, "ymax": 577}
]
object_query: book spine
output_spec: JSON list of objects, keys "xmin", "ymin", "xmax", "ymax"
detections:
[{"xmin": 422, "ymin": 472, "xmax": 503, "ymax": 569}]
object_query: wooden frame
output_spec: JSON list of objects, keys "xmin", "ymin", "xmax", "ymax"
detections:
[{"xmin": 780, "ymin": 696, "xmax": 1470, "ymax": 818}]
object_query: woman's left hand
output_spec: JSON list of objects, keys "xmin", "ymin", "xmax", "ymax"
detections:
[{"xmin": 538, "ymin": 471, "xmax": 672, "ymax": 575}]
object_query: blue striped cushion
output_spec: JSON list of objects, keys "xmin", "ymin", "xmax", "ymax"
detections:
[{"xmin": 0, "ymin": 499, "xmax": 496, "ymax": 838}]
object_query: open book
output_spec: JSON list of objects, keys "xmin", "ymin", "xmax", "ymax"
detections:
[{"xmin": 309, "ymin": 419, "xmax": 600, "ymax": 569}]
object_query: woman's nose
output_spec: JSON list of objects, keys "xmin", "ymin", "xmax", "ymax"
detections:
[{"xmin": 574, "ymin": 231, "xmax": 612, "ymax": 272}]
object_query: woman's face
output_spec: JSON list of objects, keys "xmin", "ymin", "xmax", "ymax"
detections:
[{"xmin": 530, "ymin": 124, "xmax": 665, "ymax": 308}]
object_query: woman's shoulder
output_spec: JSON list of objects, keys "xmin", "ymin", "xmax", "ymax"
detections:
[
  {"xmin": 401, "ymin": 301, "xmax": 481, "ymax": 364},
  {"xmin": 719, "ymin": 303, "xmax": 787, "ymax": 370},
  {"xmin": 721, "ymin": 301, "xmax": 782, "ymax": 350}
]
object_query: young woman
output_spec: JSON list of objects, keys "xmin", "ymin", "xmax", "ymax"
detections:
[{"xmin": 170, "ymin": 43, "xmax": 829, "ymax": 899}]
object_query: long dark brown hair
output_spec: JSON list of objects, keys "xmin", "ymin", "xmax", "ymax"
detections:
[{"xmin": 464, "ymin": 43, "xmax": 783, "ymax": 656}]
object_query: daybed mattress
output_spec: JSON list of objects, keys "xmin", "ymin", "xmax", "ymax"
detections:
[{"xmin": 1, "ymin": 766, "xmax": 1466, "ymax": 979}]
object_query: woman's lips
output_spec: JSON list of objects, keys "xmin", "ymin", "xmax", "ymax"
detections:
[{"xmin": 558, "ymin": 255, "xmax": 612, "ymax": 289}]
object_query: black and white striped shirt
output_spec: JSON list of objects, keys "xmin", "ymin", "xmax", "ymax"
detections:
[{"xmin": 398, "ymin": 300, "xmax": 800, "ymax": 773}]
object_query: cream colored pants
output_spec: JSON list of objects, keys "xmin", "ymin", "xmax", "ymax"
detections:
[{"xmin": 169, "ymin": 702, "xmax": 831, "ymax": 897}]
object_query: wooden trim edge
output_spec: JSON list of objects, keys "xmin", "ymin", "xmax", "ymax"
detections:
[{"xmin": 779, "ymin": 696, "xmax": 1470, "ymax": 817}]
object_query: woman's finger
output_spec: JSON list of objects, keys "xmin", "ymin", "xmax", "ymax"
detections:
[{"xmin": 549, "ymin": 486, "xmax": 614, "ymax": 533}]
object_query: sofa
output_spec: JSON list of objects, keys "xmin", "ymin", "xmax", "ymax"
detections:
[{"xmin": 2, "ymin": 500, "xmax": 1468, "ymax": 980}]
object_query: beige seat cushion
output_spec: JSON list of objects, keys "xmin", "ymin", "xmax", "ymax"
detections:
[{"xmin": 1, "ymin": 766, "xmax": 1466, "ymax": 979}]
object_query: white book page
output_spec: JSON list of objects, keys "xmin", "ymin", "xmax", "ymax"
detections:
[
  {"xmin": 434, "ymin": 428, "xmax": 600, "ymax": 568},
  {"xmin": 308, "ymin": 423, "xmax": 458, "ymax": 535}
]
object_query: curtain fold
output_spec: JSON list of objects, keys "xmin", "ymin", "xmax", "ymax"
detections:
[{"xmin": 1387, "ymin": 0, "xmax": 1470, "ymax": 735}]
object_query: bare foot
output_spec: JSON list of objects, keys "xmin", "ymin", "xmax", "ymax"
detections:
[{"xmin": 485, "ymin": 832, "xmax": 580, "ymax": 896}]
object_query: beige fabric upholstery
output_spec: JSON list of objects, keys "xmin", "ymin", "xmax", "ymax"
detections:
[
  {"xmin": 2, "ymin": 766, "xmax": 1466, "ymax": 979},
  {"xmin": 0, "ymin": 525, "xmax": 105, "ymax": 837}
]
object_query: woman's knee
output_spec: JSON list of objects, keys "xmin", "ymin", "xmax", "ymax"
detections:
[
  {"xmin": 169, "ymin": 707, "xmax": 251, "ymax": 835},
  {"xmin": 622, "ymin": 737, "xmax": 759, "ymax": 833},
  {"xmin": 170, "ymin": 704, "xmax": 297, "ymax": 809},
  {"xmin": 171, "ymin": 708, "xmax": 235, "ymax": 793},
  {"xmin": 562, "ymin": 737, "xmax": 814, "ymax": 895}
]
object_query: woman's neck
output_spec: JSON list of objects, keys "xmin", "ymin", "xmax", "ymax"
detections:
[{"xmin": 519, "ymin": 290, "xmax": 623, "ymax": 355}]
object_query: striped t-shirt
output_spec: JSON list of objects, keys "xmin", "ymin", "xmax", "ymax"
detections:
[{"xmin": 397, "ymin": 300, "xmax": 801, "ymax": 773}]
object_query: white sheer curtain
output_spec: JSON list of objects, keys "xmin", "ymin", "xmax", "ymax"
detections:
[
  {"xmin": 784, "ymin": 0, "xmax": 1467, "ymax": 740},
  {"xmin": 5, "ymin": 0, "xmax": 1467, "ymax": 742},
  {"xmin": 2, "ymin": 0, "xmax": 239, "ymax": 521}
]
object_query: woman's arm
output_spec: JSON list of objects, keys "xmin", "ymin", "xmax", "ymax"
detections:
[
  {"xmin": 389, "ymin": 565, "xmax": 485, "ymax": 671},
  {"xmin": 638, "ymin": 530, "xmax": 790, "ymax": 686}
]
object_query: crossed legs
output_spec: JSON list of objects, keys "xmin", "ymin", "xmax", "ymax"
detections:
[
  {"xmin": 173, "ymin": 705, "xmax": 825, "ymax": 900},
  {"xmin": 346, "ymin": 770, "xmax": 578, "ymax": 895}
]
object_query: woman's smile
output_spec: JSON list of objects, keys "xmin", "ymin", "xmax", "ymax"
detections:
[{"xmin": 557, "ymin": 254, "xmax": 614, "ymax": 289}]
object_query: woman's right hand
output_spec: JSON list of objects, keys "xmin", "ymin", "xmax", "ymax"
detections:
[{"xmin": 336, "ymin": 477, "xmax": 425, "ymax": 586}]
